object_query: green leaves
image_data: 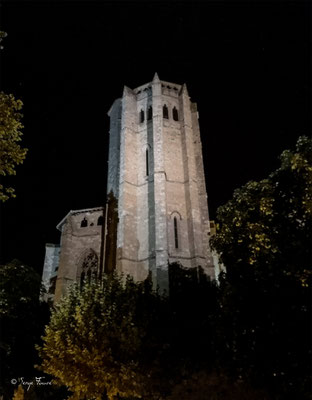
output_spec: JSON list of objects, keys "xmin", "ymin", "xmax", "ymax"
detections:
[
  {"xmin": 209, "ymin": 136, "xmax": 312, "ymax": 398},
  {"xmin": 0, "ymin": 91, "xmax": 28, "ymax": 201},
  {"xmin": 0, "ymin": 260, "xmax": 50, "ymax": 399},
  {"xmin": 211, "ymin": 136, "xmax": 312, "ymax": 284},
  {"xmin": 37, "ymin": 274, "xmax": 160, "ymax": 400}
]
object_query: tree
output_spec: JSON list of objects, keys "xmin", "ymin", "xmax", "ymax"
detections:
[
  {"xmin": 211, "ymin": 136, "xmax": 311, "ymax": 282},
  {"xmin": 0, "ymin": 31, "xmax": 27, "ymax": 201},
  {"xmin": 37, "ymin": 274, "xmax": 170, "ymax": 400},
  {"xmin": 210, "ymin": 136, "xmax": 312, "ymax": 399},
  {"xmin": 12, "ymin": 385, "xmax": 25, "ymax": 400},
  {"xmin": 0, "ymin": 92, "xmax": 28, "ymax": 201},
  {"xmin": 38, "ymin": 263, "xmax": 225, "ymax": 400},
  {"xmin": 0, "ymin": 260, "xmax": 50, "ymax": 399}
]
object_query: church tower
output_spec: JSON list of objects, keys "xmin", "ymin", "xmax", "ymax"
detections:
[
  {"xmin": 44, "ymin": 74, "xmax": 217, "ymax": 303},
  {"xmin": 106, "ymin": 74, "xmax": 215, "ymax": 292}
]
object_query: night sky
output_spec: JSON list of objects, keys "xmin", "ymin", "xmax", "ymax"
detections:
[{"xmin": 0, "ymin": 0, "xmax": 310, "ymax": 274}]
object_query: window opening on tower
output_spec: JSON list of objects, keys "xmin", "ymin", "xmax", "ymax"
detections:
[
  {"xmin": 173, "ymin": 106, "xmax": 179, "ymax": 121},
  {"xmin": 80, "ymin": 218, "xmax": 88, "ymax": 228},
  {"xmin": 79, "ymin": 250, "xmax": 98, "ymax": 288},
  {"xmin": 146, "ymin": 148, "xmax": 149, "ymax": 176},
  {"xmin": 147, "ymin": 106, "xmax": 153, "ymax": 121},
  {"xmin": 163, "ymin": 104, "xmax": 169, "ymax": 119},
  {"xmin": 174, "ymin": 217, "xmax": 179, "ymax": 249},
  {"xmin": 140, "ymin": 109, "xmax": 145, "ymax": 123}
]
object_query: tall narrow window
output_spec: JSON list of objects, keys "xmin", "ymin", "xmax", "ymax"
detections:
[
  {"xmin": 97, "ymin": 216, "xmax": 104, "ymax": 226},
  {"xmin": 81, "ymin": 218, "xmax": 88, "ymax": 228},
  {"xmin": 146, "ymin": 148, "xmax": 149, "ymax": 176},
  {"xmin": 174, "ymin": 217, "xmax": 179, "ymax": 249},
  {"xmin": 79, "ymin": 250, "xmax": 98, "ymax": 286},
  {"xmin": 163, "ymin": 104, "xmax": 169, "ymax": 119},
  {"xmin": 140, "ymin": 109, "xmax": 145, "ymax": 123},
  {"xmin": 147, "ymin": 106, "xmax": 153, "ymax": 121},
  {"xmin": 173, "ymin": 106, "xmax": 179, "ymax": 121}
]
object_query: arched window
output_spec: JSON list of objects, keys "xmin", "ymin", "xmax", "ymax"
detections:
[
  {"xmin": 163, "ymin": 104, "xmax": 169, "ymax": 119},
  {"xmin": 146, "ymin": 148, "xmax": 149, "ymax": 176},
  {"xmin": 78, "ymin": 250, "xmax": 98, "ymax": 287},
  {"xmin": 173, "ymin": 106, "xmax": 179, "ymax": 121},
  {"xmin": 174, "ymin": 217, "xmax": 179, "ymax": 249},
  {"xmin": 97, "ymin": 216, "xmax": 104, "ymax": 226},
  {"xmin": 140, "ymin": 109, "xmax": 144, "ymax": 123},
  {"xmin": 80, "ymin": 217, "xmax": 88, "ymax": 228},
  {"xmin": 147, "ymin": 106, "xmax": 153, "ymax": 121}
]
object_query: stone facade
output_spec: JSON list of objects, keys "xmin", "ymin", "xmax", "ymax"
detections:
[
  {"xmin": 53, "ymin": 207, "xmax": 104, "ymax": 302},
  {"xmin": 42, "ymin": 74, "xmax": 217, "ymax": 301},
  {"xmin": 41, "ymin": 243, "xmax": 60, "ymax": 302},
  {"xmin": 108, "ymin": 74, "xmax": 215, "ymax": 292}
]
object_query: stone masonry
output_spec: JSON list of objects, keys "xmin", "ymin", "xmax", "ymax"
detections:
[
  {"xmin": 43, "ymin": 74, "xmax": 216, "ymax": 301},
  {"xmin": 108, "ymin": 73, "xmax": 215, "ymax": 293},
  {"xmin": 53, "ymin": 208, "xmax": 104, "ymax": 302}
]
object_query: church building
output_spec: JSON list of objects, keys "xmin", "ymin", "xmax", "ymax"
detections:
[{"xmin": 42, "ymin": 74, "xmax": 218, "ymax": 302}]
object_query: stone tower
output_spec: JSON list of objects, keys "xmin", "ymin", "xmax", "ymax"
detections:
[
  {"xmin": 107, "ymin": 73, "xmax": 215, "ymax": 292},
  {"xmin": 43, "ymin": 74, "xmax": 217, "ymax": 302}
]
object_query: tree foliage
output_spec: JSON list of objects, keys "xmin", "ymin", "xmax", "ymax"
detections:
[
  {"xmin": 0, "ymin": 91, "xmax": 28, "ymax": 201},
  {"xmin": 37, "ymin": 137, "xmax": 311, "ymax": 399},
  {"xmin": 38, "ymin": 266, "xmax": 221, "ymax": 400},
  {"xmin": 210, "ymin": 136, "xmax": 312, "ymax": 399},
  {"xmin": 37, "ymin": 274, "xmax": 168, "ymax": 400},
  {"xmin": 0, "ymin": 260, "xmax": 50, "ymax": 399},
  {"xmin": 12, "ymin": 385, "xmax": 25, "ymax": 400},
  {"xmin": 38, "ymin": 262, "xmax": 276, "ymax": 400},
  {"xmin": 211, "ymin": 136, "xmax": 312, "ymax": 282},
  {"xmin": 0, "ymin": 31, "xmax": 27, "ymax": 201}
]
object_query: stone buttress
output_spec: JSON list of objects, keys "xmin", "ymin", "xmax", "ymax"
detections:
[{"xmin": 107, "ymin": 74, "xmax": 215, "ymax": 292}]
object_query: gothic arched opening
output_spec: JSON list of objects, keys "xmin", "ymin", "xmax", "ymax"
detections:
[
  {"xmin": 173, "ymin": 106, "xmax": 179, "ymax": 121},
  {"xmin": 78, "ymin": 249, "xmax": 98, "ymax": 287},
  {"xmin": 146, "ymin": 148, "xmax": 149, "ymax": 176},
  {"xmin": 174, "ymin": 216, "xmax": 179, "ymax": 249},
  {"xmin": 163, "ymin": 104, "xmax": 169, "ymax": 119},
  {"xmin": 147, "ymin": 106, "xmax": 153, "ymax": 121},
  {"xmin": 80, "ymin": 217, "xmax": 88, "ymax": 228}
]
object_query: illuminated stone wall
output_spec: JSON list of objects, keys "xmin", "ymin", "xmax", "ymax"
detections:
[
  {"xmin": 41, "ymin": 243, "xmax": 60, "ymax": 301},
  {"xmin": 53, "ymin": 208, "xmax": 104, "ymax": 302},
  {"xmin": 107, "ymin": 74, "xmax": 215, "ymax": 292},
  {"xmin": 50, "ymin": 75, "xmax": 216, "ymax": 301}
]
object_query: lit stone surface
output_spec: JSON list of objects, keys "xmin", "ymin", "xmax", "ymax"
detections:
[
  {"xmin": 45, "ymin": 75, "xmax": 217, "ymax": 301},
  {"xmin": 41, "ymin": 244, "xmax": 60, "ymax": 301},
  {"xmin": 53, "ymin": 208, "xmax": 104, "ymax": 302},
  {"xmin": 110, "ymin": 74, "xmax": 215, "ymax": 292}
]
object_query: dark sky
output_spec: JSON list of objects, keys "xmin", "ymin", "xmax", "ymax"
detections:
[{"xmin": 0, "ymin": 0, "xmax": 310, "ymax": 273}]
